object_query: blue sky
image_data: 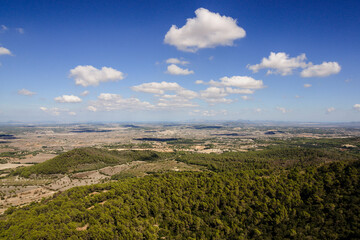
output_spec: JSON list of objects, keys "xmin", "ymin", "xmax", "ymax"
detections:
[{"xmin": 0, "ymin": 0, "xmax": 359, "ymax": 123}]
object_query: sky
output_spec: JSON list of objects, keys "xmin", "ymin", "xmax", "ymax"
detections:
[{"xmin": 0, "ymin": 0, "xmax": 360, "ymax": 123}]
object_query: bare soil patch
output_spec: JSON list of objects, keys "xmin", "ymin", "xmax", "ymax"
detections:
[
  {"xmin": 0, "ymin": 163, "xmax": 31, "ymax": 170},
  {"xmin": 16, "ymin": 153, "xmax": 57, "ymax": 164},
  {"xmin": 76, "ymin": 223, "xmax": 89, "ymax": 231},
  {"xmin": 0, "ymin": 187, "xmax": 55, "ymax": 214}
]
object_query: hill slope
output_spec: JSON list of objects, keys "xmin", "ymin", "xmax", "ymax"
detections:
[
  {"xmin": 1, "ymin": 160, "xmax": 359, "ymax": 239},
  {"xmin": 13, "ymin": 147, "xmax": 161, "ymax": 176},
  {"xmin": 12, "ymin": 146, "xmax": 357, "ymax": 177}
]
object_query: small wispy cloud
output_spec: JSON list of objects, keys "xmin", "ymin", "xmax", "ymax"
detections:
[
  {"xmin": 353, "ymin": 104, "xmax": 360, "ymax": 112},
  {"xmin": 326, "ymin": 107, "xmax": 335, "ymax": 114},
  {"xmin": 276, "ymin": 107, "xmax": 290, "ymax": 113},
  {"xmin": 241, "ymin": 95, "xmax": 250, "ymax": 100},
  {"xmin": 18, "ymin": 88, "xmax": 36, "ymax": 96},
  {"xmin": 80, "ymin": 90, "xmax": 90, "ymax": 96},
  {"xmin": 195, "ymin": 80, "xmax": 204, "ymax": 84},
  {"xmin": 16, "ymin": 28, "xmax": 24, "ymax": 34},
  {"xmin": 88, "ymin": 93, "xmax": 154, "ymax": 111},
  {"xmin": 1, "ymin": 25, "xmax": 8, "ymax": 32},
  {"xmin": 87, "ymin": 106, "xmax": 97, "ymax": 112},
  {"xmin": 40, "ymin": 107, "xmax": 69, "ymax": 116},
  {"xmin": 189, "ymin": 109, "xmax": 227, "ymax": 117},
  {"xmin": 166, "ymin": 58, "xmax": 189, "ymax": 65}
]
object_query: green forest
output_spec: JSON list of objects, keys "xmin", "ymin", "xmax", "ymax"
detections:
[{"xmin": 1, "ymin": 142, "xmax": 360, "ymax": 239}]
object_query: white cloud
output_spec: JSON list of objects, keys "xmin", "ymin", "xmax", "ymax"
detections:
[
  {"xmin": 209, "ymin": 56, "xmax": 214, "ymax": 61},
  {"xmin": 166, "ymin": 58, "xmax": 189, "ymax": 65},
  {"xmin": 254, "ymin": 108, "xmax": 262, "ymax": 113},
  {"xmin": 54, "ymin": 95, "xmax": 82, "ymax": 103},
  {"xmin": 87, "ymin": 106, "xmax": 97, "ymax": 112},
  {"xmin": 1, "ymin": 25, "xmax": 8, "ymax": 31},
  {"xmin": 205, "ymin": 98, "xmax": 233, "ymax": 104},
  {"xmin": 98, "ymin": 93, "xmax": 118, "ymax": 101},
  {"xmin": 131, "ymin": 79, "xmax": 258, "ymax": 107},
  {"xmin": 210, "ymin": 76, "xmax": 264, "ymax": 89},
  {"xmin": 157, "ymin": 97, "xmax": 198, "ymax": 108},
  {"xmin": 40, "ymin": 107, "xmax": 69, "ymax": 116},
  {"xmin": 166, "ymin": 64, "xmax": 194, "ymax": 75},
  {"xmin": 225, "ymin": 87, "xmax": 254, "ymax": 94},
  {"xmin": 161, "ymin": 94, "xmax": 177, "ymax": 99},
  {"xmin": 69, "ymin": 65, "xmax": 125, "ymax": 87},
  {"xmin": 248, "ymin": 52, "xmax": 308, "ymax": 76},
  {"xmin": 68, "ymin": 112, "xmax": 77, "ymax": 116},
  {"xmin": 200, "ymin": 87, "xmax": 232, "ymax": 104},
  {"xmin": 41, "ymin": 107, "xmax": 61, "ymax": 116},
  {"xmin": 80, "ymin": 90, "xmax": 90, "ymax": 96},
  {"xmin": 326, "ymin": 107, "xmax": 335, "ymax": 113},
  {"xmin": 132, "ymin": 81, "xmax": 198, "ymax": 109},
  {"xmin": 156, "ymin": 91, "xmax": 198, "ymax": 109},
  {"xmin": 177, "ymin": 89, "xmax": 198, "ymax": 99},
  {"xmin": 164, "ymin": 8, "xmax": 246, "ymax": 52},
  {"xmin": 18, "ymin": 88, "xmax": 36, "ymax": 96},
  {"xmin": 0, "ymin": 47, "xmax": 12, "ymax": 55},
  {"xmin": 195, "ymin": 80, "xmax": 204, "ymax": 84},
  {"xmin": 301, "ymin": 62, "xmax": 341, "ymax": 77},
  {"xmin": 276, "ymin": 107, "xmax": 290, "ymax": 113},
  {"xmin": 89, "ymin": 93, "xmax": 154, "ymax": 111},
  {"xmin": 248, "ymin": 52, "xmax": 341, "ymax": 78},
  {"xmin": 16, "ymin": 28, "xmax": 24, "ymax": 34},
  {"xmin": 353, "ymin": 104, "xmax": 360, "ymax": 112},
  {"xmin": 202, "ymin": 110, "xmax": 217, "ymax": 117},
  {"xmin": 303, "ymin": 83, "xmax": 312, "ymax": 88},
  {"xmin": 190, "ymin": 109, "xmax": 228, "ymax": 117},
  {"xmin": 160, "ymin": 91, "xmax": 197, "ymax": 100},
  {"xmin": 132, "ymin": 81, "xmax": 182, "ymax": 94},
  {"xmin": 200, "ymin": 87, "xmax": 228, "ymax": 99},
  {"xmin": 188, "ymin": 77, "xmax": 262, "ymax": 104}
]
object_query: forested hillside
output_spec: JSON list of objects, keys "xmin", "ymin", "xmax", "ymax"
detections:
[
  {"xmin": 12, "ymin": 148, "xmax": 161, "ymax": 177},
  {"xmin": 12, "ymin": 146, "xmax": 353, "ymax": 177},
  {"xmin": 1, "ymin": 148, "xmax": 359, "ymax": 239},
  {"xmin": 175, "ymin": 147, "xmax": 351, "ymax": 172}
]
